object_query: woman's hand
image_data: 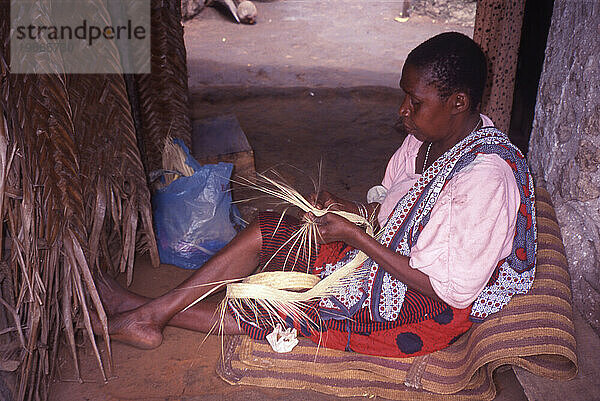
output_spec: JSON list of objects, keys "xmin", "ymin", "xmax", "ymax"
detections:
[
  {"xmin": 307, "ymin": 190, "xmax": 381, "ymax": 230},
  {"xmin": 306, "ymin": 209, "xmax": 441, "ymax": 303},
  {"xmin": 307, "ymin": 212, "xmax": 362, "ymax": 246}
]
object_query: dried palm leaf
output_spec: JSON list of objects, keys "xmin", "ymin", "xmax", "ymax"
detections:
[
  {"xmin": 1, "ymin": 3, "xmax": 69, "ymax": 394},
  {"xmin": 134, "ymin": 0, "xmax": 192, "ymax": 175},
  {"xmin": 0, "ymin": 106, "xmax": 16, "ymax": 261},
  {"xmin": 67, "ymin": 73, "xmax": 160, "ymax": 279},
  {"xmin": 0, "ymin": 0, "xmax": 178, "ymax": 398},
  {"xmin": 60, "ymin": 262, "xmax": 80, "ymax": 382}
]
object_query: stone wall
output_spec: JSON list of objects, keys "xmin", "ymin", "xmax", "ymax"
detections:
[{"xmin": 528, "ymin": 1, "xmax": 600, "ymax": 333}]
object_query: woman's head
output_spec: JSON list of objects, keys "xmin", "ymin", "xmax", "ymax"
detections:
[
  {"xmin": 404, "ymin": 32, "xmax": 487, "ymax": 110},
  {"xmin": 397, "ymin": 32, "xmax": 487, "ymax": 144}
]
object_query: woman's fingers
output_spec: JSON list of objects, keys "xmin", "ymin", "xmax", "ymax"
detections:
[
  {"xmin": 311, "ymin": 212, "xmax": 355, "ymax": 244},
  {"xmin": 303, "ymin": 211, "xmax": 316, "ymax": 221}
]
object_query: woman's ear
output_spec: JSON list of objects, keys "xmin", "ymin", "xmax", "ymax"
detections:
[{"xmin": 449, "ymin": 92, "xmax": 470, "ymax": 114}]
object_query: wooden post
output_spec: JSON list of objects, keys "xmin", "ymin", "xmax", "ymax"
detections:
[{"xmin": 473, "ymin": 0, "xmax": 526, "ymax": 133}]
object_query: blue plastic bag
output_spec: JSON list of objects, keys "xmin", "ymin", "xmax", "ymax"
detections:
[{"xmin": 152, "ymin": 139, "xmax": 243, "ymax": 269}]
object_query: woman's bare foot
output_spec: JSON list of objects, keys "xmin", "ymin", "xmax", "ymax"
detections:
[
  {"xmin": 95, "ymin": 271, "xmax": 147, "ymax": 315},
  {"xmin": 91, "ymin": 273, "xmax": 163, "ymax": 350},
  {"xmin": 106, "ymin": 310, "xmax": 164, "ymax": 350},
  {"xmin": 90, "ymin": 307, "xmax": 164, "ymax": 350}
]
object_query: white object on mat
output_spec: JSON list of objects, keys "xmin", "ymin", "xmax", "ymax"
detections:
[{"xmin": 266, "ymin": 324, "xmax": 299, "ymax": 353}]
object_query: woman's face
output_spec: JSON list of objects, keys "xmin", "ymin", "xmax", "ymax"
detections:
[{"xmin": 398, "ymin": 64, "xmax": 454, "ymax": 143}]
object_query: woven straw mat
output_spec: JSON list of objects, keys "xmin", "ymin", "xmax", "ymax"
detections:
[{"xmin": 217, "ymin": 187, "xmax": 577, "ymax": 400}]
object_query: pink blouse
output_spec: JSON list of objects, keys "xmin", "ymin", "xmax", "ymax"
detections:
[{"xmin": 378, "ymin": 122, "xmax": 520, "ymax": 309}]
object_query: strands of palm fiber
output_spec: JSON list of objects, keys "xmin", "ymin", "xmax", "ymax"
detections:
[
  {"xmin": 133, "ymin": 0, "xmax": 192, "ymax": 175},
  {"xmin": 186, "ymin": 172, "xmax": 375, "ymax": 337},
  {"xmin": 161, "ymin": 136, "xmax": 195, "ymax": 186}
]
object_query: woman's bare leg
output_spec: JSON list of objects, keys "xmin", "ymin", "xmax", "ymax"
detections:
[
  {"xmin": 96, "ymin": 272, "xmax": 242, "ymax": 334},
  {"xmin": 103, "ymin": 220, "xmax": 262, "ymax": 349}
]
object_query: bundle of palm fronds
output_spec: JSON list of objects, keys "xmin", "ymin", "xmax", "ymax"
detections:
[
  {"xmin": 0, "ymin": 1, "xmax": 160, "ymax": 399},
  {"xmin": 0, "ymin": 2, "xmax": 109, "ymax": 396},
  {"xmin": 68, "ymin": 73, "xmax": 160, "ymax": 284},
  {"xmin": 133, "ymin": 0, "xmax": 192, "ymax": 175},
  {"xmin": 0, "ymin": 70, "xmax": 111, "ymax": 400}
]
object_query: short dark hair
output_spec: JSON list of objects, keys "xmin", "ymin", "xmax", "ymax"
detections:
[{"xmin": 405, "ymin": 32, "xmax": 487, "ymax": 109}]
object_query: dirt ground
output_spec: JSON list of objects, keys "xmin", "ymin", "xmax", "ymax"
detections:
[
  {"xmin": 185, "ymin": 0, "xmax": 472, "ymax": 90},
  {"xmin": 49, "ymin": 2, "xmax": 532, "ymax": 400}
]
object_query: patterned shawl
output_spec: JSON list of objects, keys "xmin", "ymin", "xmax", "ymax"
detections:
[{"xmin": 320, "ymin": 127, "xmax": 537, "ymax": 323}]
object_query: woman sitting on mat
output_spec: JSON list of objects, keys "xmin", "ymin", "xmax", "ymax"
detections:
[{"xmin": 96, "ymin": 32, "xmax": 536, "ymax": 357}]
